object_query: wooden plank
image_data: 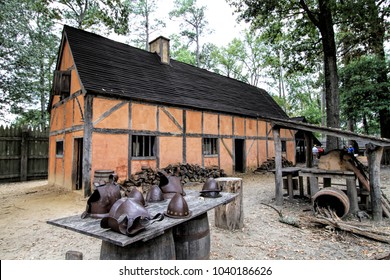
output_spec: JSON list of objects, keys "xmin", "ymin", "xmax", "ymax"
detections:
[{"xmin": 47, "ymin": 190, "xmax": 238, "ymax": 247}]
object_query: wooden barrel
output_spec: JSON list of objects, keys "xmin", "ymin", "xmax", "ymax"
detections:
[
  {"xmin": 93, "ymin": 169, "xmax": 114, "ymax": 185},
  {"xmin": 172, "ymin": 213, "xmax": 211, "ymax": 260},
  {"xmin": 312, "ymin": 187, "xmax": 350, "ymax": 218},
  {"xmin": 214, "ymin": 177, "xmax": 243, "ymax": 230},
  {"xmin": 100, "ymin": 228, "xmax": 176, "ymax": 260}
]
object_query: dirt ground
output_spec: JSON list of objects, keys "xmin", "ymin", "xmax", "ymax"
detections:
[{"xmin": 1, "ymin": 167, "xmax": 390, "ymax": 260}]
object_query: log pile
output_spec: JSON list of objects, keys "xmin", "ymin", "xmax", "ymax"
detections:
[
  {"xmin": 122, "ymin": 163, "xmax": 227, "ymax": 193},
  {"xmin": 254, "ymin": 157, "xmax": 294, "ymax": 172}
]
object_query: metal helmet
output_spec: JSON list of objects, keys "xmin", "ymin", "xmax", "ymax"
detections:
[
  {"xmin": 126, "ymin": 187, "xmax": 146, "ymax": 206},
  {"xmin": 81, "ymin": 182, "xmax": 121, "ymax": 219},
  {"xmin": 164, "ymin": 192, "xmax": 192, "ymax": 219},
  {"xmin": 145, "ymin": 185, "xmax": 165, "ymax": 203},
  {"xmin": 200, "ymin": 178, "xmax": 221, "ymax": 198},
  {"xmin": 158, "ymin": 171, "xmax": 186, "ymax": 199},
  {"xmin": 101, "ymin": 197, "xmax": 163, "ymax": 236}
]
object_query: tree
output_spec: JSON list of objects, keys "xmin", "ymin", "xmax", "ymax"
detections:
[
  {"xmin": 169, "ymin": 0, "xmax": 210, "ymax": 67},
  {"xmin": 55, "ymin": 0, "xmax": 130, "ymax": 34},
  {"xmin": 125, "ymin": 0, "xmax": 166, "ymax": 50},
  {"xmin": 0, "ymin": 0, "xmax": 58, "ymax": 127},
  {"xmin": 228, "ymin": 0, "xmax": 341, "ymax": 150}
]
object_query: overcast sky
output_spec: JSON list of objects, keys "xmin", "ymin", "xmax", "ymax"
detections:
[{"xmin": 151, "ymin": 0, "xmax": 249, "ymax": 47}]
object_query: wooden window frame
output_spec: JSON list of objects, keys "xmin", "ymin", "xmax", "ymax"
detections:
[
  {"xmin": 203, "ymin": 137, "xmax": 218, "ymax": 156},
  {"xmin": 56, "ymin": 140, "xmax": 64, "ymax": 158},
  {"xmin": 131, "ymin": 135, "xmax": 156, "ymax": 158}
]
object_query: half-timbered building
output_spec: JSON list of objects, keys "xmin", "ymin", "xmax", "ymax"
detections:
[{"xmin": 48, "ymin": 25, "xmax": 295, "ymax": 196}]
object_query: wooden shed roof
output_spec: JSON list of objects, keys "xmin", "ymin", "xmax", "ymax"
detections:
[{"xmin": 61, "ymin": 25, "xmax": 288, "ymax": 120}]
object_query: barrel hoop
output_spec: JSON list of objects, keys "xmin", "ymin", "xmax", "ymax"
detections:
[{"xmin": 174, "ymin": 228, "xmax": 210, "ymax": 243}]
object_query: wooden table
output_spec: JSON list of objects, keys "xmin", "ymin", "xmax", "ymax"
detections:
[
  {"xmin": 48, "ymin": 190, "xmax": 238, "ymax": 260},
  {"xmin": 272, "ymin": 167, "xmax": 304, "ymax": 199},
  {"xmin": 299, "ymin": 167, "xmax": 359, "ymax": 213}
]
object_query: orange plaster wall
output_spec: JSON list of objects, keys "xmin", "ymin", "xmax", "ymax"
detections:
[
  {"xmin": 186, "ymin": 111, "xmax": 202, "ymax": 134},
  {"xmin": 132, "ymin": 103, "xmax": 157, "ymax": 131},
  {"xmin": 234, "ymin": 117, "xmax": 245, "ymax": 136},
  {"xmin": 48, "ymin": 137, "xmax": 56, "ymax": 185},
  {"xmin": 73, "ymin": 96, "xmax": 84, "ymax": 126},
  {"xmin": 246, "ymin": 118, "xmax": 257, "ymax": 137},
  {"xmin": 186, "ymin": 137, "xmax": 202, "ymax": 165},
  {"xmin": 258, "ymin": 140, "xmax": 268, "ymax": 165},
  {"xmin": 204, "ymin": 156, "xmax": 218, "ymax": 167},
  {"xmin": 92, "ymin": 133, "xmax": 128, "ymax": 181},
  {"xmin": 159, "ymin": 136, "xmax": 183, "ymax": 168},
  {"xmin": 219, "ymin": 115, "xmax": 232, "ymax": 135},
  {"xmin": 50, "ymin": 105, "xmax": 65, "ymax": 132},
  {"xmin": 203, "ymin": 113, "xmax": 218, "ymax": 135},
  {"xmin": 159, "ymin": 107, "xmax": 183, "ymax": 134},
  {"xmin": 63, "ymin": 133, "xmax": 74, "ymax": 190},
  {"xmin": 258, "ymin": 120, "xmax": 267, "ymax": 137},
  {"xmin": 220, "ymin": 138, "xmax": 233, "ymax": 175},
  {"xmin": 246, "ymin": 139, "xmax": 258, "ymax": 170},
  {"xmin": 287, "ymin": 141, "xmax": 296, "ymax": 164},
  {"xmin": 131, "ymin": 159, "xmax": 157, "ymax": 175},
  {"xmin": 93, "ymin": 99, "xmax": 129, "ymax": 129},
  {"xmin": 65, "ymin": 100, "xmax": 73, "ymax": 129}
]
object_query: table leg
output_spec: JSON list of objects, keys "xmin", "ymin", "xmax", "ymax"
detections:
[
  {"xmin": 287, "ymin": 174, "xmax": 293, "ymax": 199},
  {"xmin": 299, "ymin": 176, "xmax": 304, "ymax": 197}
]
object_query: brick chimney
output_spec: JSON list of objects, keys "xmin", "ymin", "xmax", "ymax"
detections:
[{"xmin": 149, "ymin": 36, "xmax": 170, "ymax": 64}]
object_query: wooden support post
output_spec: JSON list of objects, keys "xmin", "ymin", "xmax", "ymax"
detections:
[
  {"xmin": 366, "ymin": 143, "xmax": 384, "ymax": 222},
  {"xmin": 83, "ymin": 94, "xmax": 93, "ymax": 198},
  {"xmin": 287, "ymin": 174, "xmax": 293, "ymax": 199},
  {"xmin": 346, "ymin": 178, "xmax": 359, "ymax": 215},
  {"xmin": 304, "ymin": 132, "xmax": 313, "ymax": 196},
  {"xmin": 20, "ymin": 129, "xmax": 28, "ymax": 181},
  {"xmin": 299, "ymin": 176, "xmax": 304, "ymax": 196},
  {"xmin": 272, "ymin": 127, "xmax": 283, "ymax": 205}
]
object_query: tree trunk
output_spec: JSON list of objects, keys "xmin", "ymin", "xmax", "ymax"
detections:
[{"xmin": 318, "ymin": 0, "xmax": 340, "ymax": 151}]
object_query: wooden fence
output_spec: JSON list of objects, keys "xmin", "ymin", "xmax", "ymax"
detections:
[{"xmin": 0, "ymin": 126, "xmax": 49, "ymax": 182}]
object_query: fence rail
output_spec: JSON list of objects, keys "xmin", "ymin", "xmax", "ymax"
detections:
[{"xmin": 0, "ymin": 126, "xmax": 49, "ymax": 182}]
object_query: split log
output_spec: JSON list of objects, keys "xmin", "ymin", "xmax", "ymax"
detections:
[
  {"xmin": 307, "ymin": 214, "xmax": 390, "ymax": 244},
  {"xmin": 214, "ymin": 177, "xmax": 243, "ymax": 230}
]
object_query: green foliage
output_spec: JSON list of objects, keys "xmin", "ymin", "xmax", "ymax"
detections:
[
  {"xmin": 0, "ymin": 0, "xmax": 59, "ymax": 126},
  {"xmin": 339, "ymin": 54, "xmax": 390, "ymax": 131},
  {"xmin": 56, "ymin": 0, "xmax": 130, "ymax": 34},
  {"xmin": 169, "ymin": 0, "xmax": 210, "ymax": 66}
]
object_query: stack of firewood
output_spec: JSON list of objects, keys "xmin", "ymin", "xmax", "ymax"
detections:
[
  {"xmin": 255, "ymin": 157, "xmax": 294, "ymax": 172},
  {"xmin": 122, "ymin": 163, "xmax": 227, "ymax": 193}
]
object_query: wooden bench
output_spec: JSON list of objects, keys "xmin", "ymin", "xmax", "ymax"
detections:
[{"xmin": 48, "ymin": 190, "xmax": 238, "ymax": 260}]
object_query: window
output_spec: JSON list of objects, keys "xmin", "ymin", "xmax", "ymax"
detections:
[
  {"xmin": 132, "ymin": 135, "xmax": 156, "ymax": 157},
  {"xmin": 53, "ymin": 70, "xmax": 71, "ymax": 99},
  {"xmin": 56, "ymin": 140, "xmax": 64, "ymax": 157},
  {"xmin": 203, "ymin": 138, "xmax": 218, "ymax": 155}
]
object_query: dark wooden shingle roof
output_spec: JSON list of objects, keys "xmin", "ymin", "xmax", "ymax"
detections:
[{"xmin": 63, "ymin": 25, "xmax": 288, "ymax": 120}]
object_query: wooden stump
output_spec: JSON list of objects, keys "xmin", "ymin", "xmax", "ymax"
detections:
[
  {"xmin": 100, "ymin": 228, "xmax": 176, "ymax": 260},
  {"xmin": 214, "ymin": 177, "xmax": 243, "ymax": 230}
]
